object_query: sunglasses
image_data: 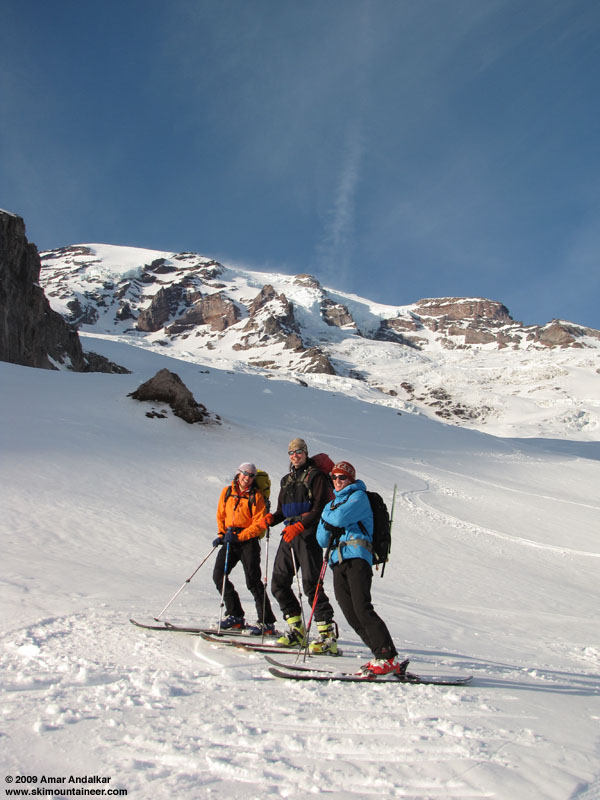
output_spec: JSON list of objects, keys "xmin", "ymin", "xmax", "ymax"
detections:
[
  {"xmin": 331, "ymin": 474, "xmax": 350, "ymax": 481},
  {"xmin": 239, "ymin": 470, "xmax": 255, "ymax": 477},
  {"xmin": 288, "ymin": 449, "xmax": 305, "ymax": 456}
]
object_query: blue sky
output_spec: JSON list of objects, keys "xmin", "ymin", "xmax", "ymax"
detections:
[{"xmin": 2, "ymin": 0, "xmax": 599, "ymax": 328}]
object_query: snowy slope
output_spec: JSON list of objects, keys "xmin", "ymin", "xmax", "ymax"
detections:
[
  {"xmin": 39, "ymin": 243, "xmax": 600, "ymax": 442},
  {"xmin": 1, "ymin": 335, "xmax": 599, "ymax": 800}
]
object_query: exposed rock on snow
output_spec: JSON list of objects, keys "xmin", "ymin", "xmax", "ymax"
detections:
[
  {"xmin": 320, "ymin": 297, "xmax": 356, "ymax": 328},
  {"xmin": 416, "ymin": 297, "xmax": 513, "ymax": 321},
  {"xmin": 533, "ymin": 320, "xmax": 600, "ymax": 348},
  {"xmin": 243, "ymin": 284, "xmax": 299, "ymax": 344},
  {"xmin": 128, "ymin": 368, "xmax": 216, "ymax": 424}
]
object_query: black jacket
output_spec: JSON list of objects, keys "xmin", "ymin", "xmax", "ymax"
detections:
[{"xmin": 271, "ymin": 458, "xmax": 330, "ymax": 537}]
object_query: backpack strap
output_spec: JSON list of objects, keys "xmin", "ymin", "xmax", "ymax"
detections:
[
  {"xmin": 302, "ymin": 465, "xmax": 318, "ymax": 500},
  {"xmin": 330, "ymin": 494, "xmax": 350, "ymax": 511},
  {"xmin": 225, "ymin": 484, "xmax": 257, "ymax": 513},
  {"xmin": 283, "ymin": 464, "xmax": 318, "ymax": 500},
  {"xmin": 337, "ymin": 536, "xmax": 372, "ymax": 563}
]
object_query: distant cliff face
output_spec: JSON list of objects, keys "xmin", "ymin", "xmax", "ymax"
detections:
[
  {"xmin": 0, "ymin": 211, "xmax": 127, "ymax": 372},
  {"xmin": 410, "ymin": 297, "xmax": 600, "ymax": 350},
  {"xmin": 0, "ymin": 210, "xmax": 87, "ymax": 369}
]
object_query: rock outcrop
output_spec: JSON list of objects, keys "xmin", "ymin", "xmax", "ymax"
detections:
[
  {"xmin": 237, "ymin": 285, "xmax": 300, "ymax": 349},
  {"xmin": 532, "ymin": 320, "xmax": 600, "ymax": 348},
  {"xmin": 137, "ymin": 284, "xmax": 239, "ymax": 335},
  {"xmin": 375, "ymin": 297, "xmax": 598, "ymax": 351},
  {"xmin": 0, "ymin": 210, "xmax": 86, "ymax": 369},
  {"xmin": 320, "ymin": 298, "xmax": 356, "ymax": 328},
  {"xmin": 168, "ymin": 292, "xmax": 239, "ymax": 334},
  {"xmin": 415, "ymin": 298, "xmax": 512, "ymax": 322},
  {"xmin": 0, "ymin": 210, "xmax": 127, "ymax": 372},
  {"xmin": 128, "ymin": 368, "xmax": 215, "ymax": 424}
]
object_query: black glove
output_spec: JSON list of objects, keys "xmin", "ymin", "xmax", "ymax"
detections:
[
  {"xmin": 224, "ymin": 527, "xmax": 238, "ymax": 544},
  {"xmin": 323, "ymin": 521, "xmax": 344, "ymax": 543},
  {"xmin": 212, "ymin": 536, "xmax": 223, "ymax": 547}
]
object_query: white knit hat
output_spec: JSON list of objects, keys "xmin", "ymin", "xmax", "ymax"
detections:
[{"xmin": 237, "ymin": 462, "xmax": 257, "ymax": 475}]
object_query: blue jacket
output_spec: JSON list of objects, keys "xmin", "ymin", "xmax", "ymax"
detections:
[{"xmin": 317, "ymin": 480, "xmax": 373, "ymax": 567}]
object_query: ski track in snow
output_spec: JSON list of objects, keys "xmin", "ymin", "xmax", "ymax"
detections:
[
  {"xmin": 368, "ymin": 457, "xmax": 600, "ymax": 559},
  {"xmin": 420, "ymin": 463, "xmax": 600, "ymax": 512},
  {"xmin": 400, "ymin": 475, "xmax": 600, "ymax": 559}
]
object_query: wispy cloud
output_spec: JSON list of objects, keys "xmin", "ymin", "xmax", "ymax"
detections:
[{"xmin": 316, "ymin": 120, "xmax": 365, "ymax": 287}]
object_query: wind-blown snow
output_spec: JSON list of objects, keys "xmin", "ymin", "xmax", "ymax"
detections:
[{"xmin": 1, "ymin": 336, "xmax": 599, "ymax": 799}]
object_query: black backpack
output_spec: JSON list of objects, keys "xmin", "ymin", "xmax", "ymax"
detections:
[{"xmin": 358, "ymin": 491, "xmax": 392, "ymax": 574}]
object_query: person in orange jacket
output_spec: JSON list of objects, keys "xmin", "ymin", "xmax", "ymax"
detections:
[{"xmin": 212, "ymin": 462, "xmax": 277, "ymax": 633}]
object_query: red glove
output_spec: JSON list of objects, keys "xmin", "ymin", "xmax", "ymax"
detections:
[
  {"xmin": 264, "ymin": 513, "xmax": 275, "ymax": 526},
  {"xmin": 283, "ymin": 521, "xmax": 304, "ymax": 542}
]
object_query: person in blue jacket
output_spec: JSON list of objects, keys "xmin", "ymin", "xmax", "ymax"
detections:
[{"xmin": 317, "ymin": 461, "xmax": 408, "ymax": 677}]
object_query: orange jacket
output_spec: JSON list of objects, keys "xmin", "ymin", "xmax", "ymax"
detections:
[{"xmin": 216, "ymin": 480, "xmax": 267, "ymax": 542}]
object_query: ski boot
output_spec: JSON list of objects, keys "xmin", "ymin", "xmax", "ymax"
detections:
[
  {"xmin": 356, "ymin": 656, "xmax": 409, "ymax": 678},
  {"xmin": 308, "ymin": 621, "xmax": 339, "ymax": 655},
  {"xmin": 219, "ymin": 615, "xmax": 245, "ymax": 630},
  {"xmin": 276, "ymin": 615, "xmax": 307, "ymax": 647},
  {"xmin": 247, "ymin": 621, "xmax": 278, "ymax": 637}
]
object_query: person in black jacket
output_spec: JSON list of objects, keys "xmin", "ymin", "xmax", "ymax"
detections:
[{"xmin": 264, "ymin": 438, "xmax": 337, "ymax": 651}]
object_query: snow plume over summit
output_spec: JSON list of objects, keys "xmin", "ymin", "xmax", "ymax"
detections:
[
  {"xmin": 1, "ymin": 337, "xmax": 599, "ymax": 799},
  {"xmin": 40, "ymin": 243, "xmax": 600, "ymax": 441}
]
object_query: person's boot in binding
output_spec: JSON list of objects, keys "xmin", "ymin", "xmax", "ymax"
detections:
[
  {"xmin": 308, "ymin": 620, "xmax": 338, "ymax": 655},
  {"xmin": 276, "ymin": 614, "xmax": 307, "ymax": 647}
]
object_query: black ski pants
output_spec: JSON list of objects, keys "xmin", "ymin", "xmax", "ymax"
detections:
[
  {"xmin": 271, "ymin": 533, "xmax": 334, "ymax": 623},
  {"xmin": 333, "ymin": 557, "xmax": 397, "ymax": 660},
  {"xmin": 213, "ymin": 538, "xmax": 276, "ymax": 624}
]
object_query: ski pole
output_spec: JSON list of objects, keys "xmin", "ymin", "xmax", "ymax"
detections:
[
  {"xmin": 300, "ymin": 537, "xmax": 335, "ymax": 661},
  {"xmin": 290, "ymin": 544, "xmax": 307, "ymax": 641},
  {"xmin": 381, "ymin": 483, "xmax": 397, "ymax": 579},
  {"xmin": 261, "ymin": 526, "xmax": 271, "ymax": 644},
  {"xmin": 217, "ymin": 541, "xmax": 231, "ymax": 633},
  {"xmin": 154, "ymin": 544, "xmax": 219, "ymax": 621}
]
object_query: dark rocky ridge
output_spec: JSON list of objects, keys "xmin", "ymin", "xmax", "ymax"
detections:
[{"xmin": 0, "ymin": 211, "xmax": 127, "ymax": 372}]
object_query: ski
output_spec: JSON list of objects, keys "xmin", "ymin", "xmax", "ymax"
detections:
[
  {"xmin": 131, "ymin": 618, "xmax": 218, "ymax": 634},
  {"xmin": 265, "ymin": 654, "xmax": 410, "ymax": 676},
  {"xmin": 268, "ymin": 666, "xmax": 472, "ymax": 685},
  {"xmin": 129, "ymin": 618, "xmax": 276, "ymax": 638},
  {"xmin": 199, "ymin": 631, "xmax": 305, "ymax": 654},
  {"xmin": 264, "ymin": 654, "xmax": 353, "ymax": 673},
  {"xmin": 265, "ymin": 657, "xmax": 472, "ymax": 685}
]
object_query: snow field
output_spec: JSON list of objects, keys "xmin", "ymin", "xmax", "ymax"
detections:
[{"xmin": 2, "ymin": 339, "xmax": 599, "ymax": 799}]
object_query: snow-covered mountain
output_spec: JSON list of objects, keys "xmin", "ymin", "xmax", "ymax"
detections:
[{"xmin": 40, "ymin": 243, "xmax": 600, "ymax": 441}]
